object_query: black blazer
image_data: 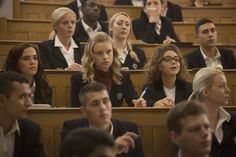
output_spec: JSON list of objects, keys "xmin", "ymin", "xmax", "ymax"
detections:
[
  {"xmin": 14, "ymin": 119, "xmax": 45, "ymax": 157},
  {"xmin": 143, "ymin": 78, "xmax": 192, "ymax": 106},
  {"xmin": 132, "ymin": 15, "xmax": 180, "ymax": 44},
  {"xmin": 71, "ymin": 71, "xmax": 138, "ymax": 107},
  {"xmin": 210, "ymin": 114, "xmax": 236, "ymax": 157},
  {"xmin": 186, "ymin": 48, "xmax": 236, "ymax": 69},
  {"xmin": 122, "ymin": 46, "xmax": 147, "ymax": 69},
  {"xmin": 38, "ymin": 39, "xmax": 84, "ymax": 69},
  {"xmin": 166, "ymin": 1, "xmax": 183, "ymax": 22},
  {"xmin": 61, "ymin": 118, "xmax": 145, "ymax": 157},
  {"xmin": 64, "ymin": 0, "xmax": 108, "ymax": 21},
  {"xmin": 73, "ymin": 20, "xmax": 108, "ymax": 42},
  {"xmin": 114, "ymin": 0, "xmax": 133, "ymax": 5}
]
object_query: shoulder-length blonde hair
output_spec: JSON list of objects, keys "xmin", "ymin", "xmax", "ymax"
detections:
[
  {"xmin": 49, "ymin": 7, "xmax": 76, "ymax": 39},
  {"xmin": 81, "ymin": 32, "xmax": 122, "ymax": 84},
  {"xmin": 146, "ymin": 44, "xmax": 187, "ymax": 84},
  {"xmin": 109, "ymin": 12, "xmax": 139, "ymax": 63},
  {"xmin": 188, "ymin": 65, "xmax": 224, "ymax": 101}
]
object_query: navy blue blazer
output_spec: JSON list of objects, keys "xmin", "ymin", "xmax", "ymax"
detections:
[
  {"xmin": 122, "ymin": 46, "xmax": 147, "ymax": 69},
  {"xmin": 73, "ymin": 20, "xmax": 108, "ymax": 42},
  {"xmin": 210, "ymin": 114, "xmax": 236, "ymax": 157},
  {"xmin": 143, "ymin": 78, "xmax": 192, "ymax": 106},
  {"xmin": 61, "ymin": 118, "xmax": 145, "ymax": 157},
  {"xmin": 14, "ymin": 119, "xmax": 45, "ymax": 157},
  {"xmin": 64, "ymin": 0, "xmax": 108, "ymax": 21},
  {"xmin": 38, "ymin": 39, "xmax": 84, "ymax": 69},
  {"xmin": 186, "ymin": 48, "xmax": 236, "ymax": 69},
  {"xmin": 132, "ymin": 15, "xmax": 180, "ymax": 44},
  {"xmin": 71, "ymin": 71, "xmax": 138, "ymax": 107}
]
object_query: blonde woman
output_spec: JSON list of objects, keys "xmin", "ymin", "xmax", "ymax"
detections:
[
  {"xmin": 71, "ymin": 32, "xmax": 146, "ymax": 107},
  {"xmin": 38, "ymin": 7, "xmax": 83, "ymax": 70},
  {"xmin": 109, "ymin": 12, "xmax": 146, "ymax": 70},
  {"xmin": 189, "ymin": 66, "xmax": 236, "ymax": 157},
  {"xmin": 143, "ymin": 44, "xmax": 192, "ymax": 107}
]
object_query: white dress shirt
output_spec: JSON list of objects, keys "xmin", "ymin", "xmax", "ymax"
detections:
[
  {"xmin": 200, "ymin": 47, "xmax": 222, "ymax": 67},
  {"xmin": 81, "ymin": 19, "xmax": 102, "ymax": 39}
]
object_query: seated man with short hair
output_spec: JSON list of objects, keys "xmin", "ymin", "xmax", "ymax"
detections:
[
  {"xmin": 61, "ymin": 82, "xmax": 145, "ymax": 157},
  {"xmin": 0, "ymin": 72, "xmax": 45, "ymax": 157}
]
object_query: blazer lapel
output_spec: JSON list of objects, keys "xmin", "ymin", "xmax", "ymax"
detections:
[
  {"xmin": 196, "ymin": 49, "xmax": 207, "ymax": 67},
  {"xmin": 52, "ymin": 47, "xmax": 68, "ymax": 66},
  {"xmin": 221, "ymin": 121, "xmax": 233, "ymax": 145}
]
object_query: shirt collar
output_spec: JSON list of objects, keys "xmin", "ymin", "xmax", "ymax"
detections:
[
  {"xmin": 54, "ymin": 35, "xmax": 78, "ymax": 48},
  {"xmin": 81, "ymin": 19, "xmax": 101, "ymax": 33},
  {"xmin": 219, "ymin": 106, "xmax": 231, "ymax": 123},
  {"xmin": 89, "ymin": 121, "xmax": 113, "ymax": 136},
  {"xmin": 1, "ymin": 120, "xmax": 21, "ymax": 136},
  {"xmin": 200, "ymin": 47, "xmax": 221, "ymax": 60},
  {"xmin": 76, "ymin": 0, "xmax": 82, "ymax": 7}
]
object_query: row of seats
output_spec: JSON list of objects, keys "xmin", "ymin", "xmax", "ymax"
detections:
[{"xmin": 29, "ymin": 107, "xmax": 236, "ymax": 157}]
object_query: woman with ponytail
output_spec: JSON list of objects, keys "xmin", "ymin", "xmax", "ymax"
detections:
[
  {"xmin": 38, "ymin": 7, "xmax": 84, "ymax": 70},
  {"xmin": 109, "ymin": 12, "xmax": 147, "ymax": 70}
]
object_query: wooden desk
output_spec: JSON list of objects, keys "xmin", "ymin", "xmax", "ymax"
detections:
[
  {"xmin": 13, "ymin": 0, "xmax": 236, "ymax": 22},
  {"xmin": 28, "ymin": 107, "xmax": 236, "ymax": 157},
  {"xmin": 1, "ymin": 17, "xmax": 236, "ymax": 44}
]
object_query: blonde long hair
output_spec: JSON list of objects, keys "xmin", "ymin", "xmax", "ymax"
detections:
[
  {"xmin": 188, "ymin": 65, "xmax": 224, "ymax": 101},
  {"xmin": 81, "ymin": 32, "xmax": 122, "ymax": 84},
  {"xmin": 49, "ymin": 7, "xmax": 76, "ymax": 39},
  {"xmin": 109, "ymin": 12, "xmax": 139, "ymax": 62}
]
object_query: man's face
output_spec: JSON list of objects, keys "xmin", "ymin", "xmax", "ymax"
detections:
[
  {"xmin": 171, "ymin": 114, "xmax": 212, "ymax": 157},
  {"xmin": 81, "ymin": 90, "xmax": 112, "ymax": 127},
  {"xmin": 197, "ymin": 23, "xmax": 217, "ymax": 48},
  {"xmin": 89, "ymin": 145, "xmax": 115, "ymax": 157},
  {"xmin": 0, "ymin": 82, "xmax": 32, "ymax": 120},
  {"xmin": 82, "ymin": 0, "xmax": 101, "ymax": 21}
]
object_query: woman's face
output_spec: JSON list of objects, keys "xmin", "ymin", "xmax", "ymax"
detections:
[
  {"xmin": 144, "ymin": 0, "xmax": 162, "ymax": 15},
  {"xmin": 110, "ymin": 14, "xmax": 131, "ymax": 39},
  {"xmin": 55, "ymin": 12, "xmax": 76, "ymax": 40},
  {"xmin": 18, "ymin": 47, "xmax": 38, "ymax": 78},
  {"xmin": 93, "ymin": 41, "xmax": 113, "ymax": 72},
  {"xmin": 159, "ymin": 50, "xmax": 181, "ymax": 76}
]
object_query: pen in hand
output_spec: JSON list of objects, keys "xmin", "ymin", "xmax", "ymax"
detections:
[{"xmin": 139, "ymin": 87, "xmax": 148, "ymax": 98}]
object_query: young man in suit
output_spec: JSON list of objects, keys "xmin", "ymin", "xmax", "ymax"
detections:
[
  {"xmin": 72, "ymin": 0, "xmax": 108, "ymax": 42},
  {"xmin": 0, "ymin": 72, "xmax": 45, "ymax": 157},
  {"xmin": 64, "ymin": 0, "xmax": 108, "ymax": 21},
  {"xmin": 60, "ymin": 128, "xmax": 115, "ymax": 157},
  {"xmin": 61, "ymin": 82, "xmax": 145, "ymax": 157},
  {"xmin": 167, "ymin": 101, "xmax": 212, "ymax": 157},
  {"xmin": 186, "ymin": 18, "xmax": 236, "ymax": 69}
]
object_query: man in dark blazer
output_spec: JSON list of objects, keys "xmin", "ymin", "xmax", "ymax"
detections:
[
  {"xmin": 0, "ymin": 72, "xmax": 45, "ymax": 157},
  {"xmin": 64, "ymin": 0, "xmax": 108, "ymax": 21},
  {"xmin": 72, "ymin": 0, "xmax": 108, "ymax": 42},
  {"xmin": 186, "ymin": 18, "xmax": 236, "ymax": 69},
  {"xmin": 62, "ymin": 82, "xmax": 145, "ymax": 157},
  {"xmin": 167, "ymin": 101, "xmax": 212, "ymax": 157}
]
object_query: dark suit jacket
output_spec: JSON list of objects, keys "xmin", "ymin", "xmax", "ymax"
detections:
[
  {"xmin": 210, "ymin": 114, "xmax": 236, "ymax": 157},
  {"xmin": 143, "ymin": 78, "xmax": 192, "ymax": 106},
  {"xmin": 186, "ymin": 48, "xmax": 236, "ymax": 69},
  {"xmin": 71, "ymin": 71, "xmax": 138, "ymax": 107},
  {"xmin": 132, "ymin": 15, "xmax": 180, "ymax": 44},
  {"xmin": 64, "ymin": 0, "xmax": 108, "ymax": 21},
  {"xmin": 73, "ymin": 20, "xmax": 108, "ymax": 42},
  {"xmin": 115, "ymin": 1, "xmax": 183, "ymax": 22},
  {"xmin": 61, "ymin": 118, "xmax": 145, "ymax": 157},
  {"xmin": 122, "ymin": 46, "xmax": 147, "ymax": 69},
  {"xmin": 38, "ymin": 39, "xmax": 84, "ymax": 69},
  {"xmin": 14, "ymin": 119, "xmax": 45, "ymax": 157}
]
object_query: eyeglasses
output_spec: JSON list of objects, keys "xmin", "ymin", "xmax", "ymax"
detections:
[{"xmin": 159, "ymin": 56, "xmax": 181, "ymax": 63}]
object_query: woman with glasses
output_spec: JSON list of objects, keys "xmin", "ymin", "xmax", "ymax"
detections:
[{"xmin": 142, "ymin": 44, "xmax": 192, "ymax": 107}]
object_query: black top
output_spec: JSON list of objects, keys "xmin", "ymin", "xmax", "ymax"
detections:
[
  {"xmin": 64, "ymin": 0, "xmax": 108, "ymax": 21},
  {"xmin": 34, "ymin": 82, "xmax": 52, "ymax": 105},
  {"xmin": 143, "ymin": 78, "xmax": 192, "ymax": 106},
  {"xmin": 73, "ymin": 20, "xmax": 108, "ymax": 42},
  {"xmin": 61, "ymin": 118, "xmax": 145, "ymax": 157},
  {"xmin": 132, "ymin": 12, "xmax": 179, "ymax": 44},
  {"xmin": 186, "ymin": 47, "xmax": 236, "ymax": 69},
  {"xmin": 122, "ymin": 46, "xmax": 147, "ymax": 69},
  {"xmin": 14, "ymin": 119, "xmax": 45, "ymax": 157},
  {"xmin": 210, "ymin": 113, "xmax": 236, "ymax": 157},
  {"xmin": 38, "ymin": 39, "xmax": 84, "ymax": 69},
  {"xmin": 71, "ymin": 71, "xmax": 138, "ymax": 107}
]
